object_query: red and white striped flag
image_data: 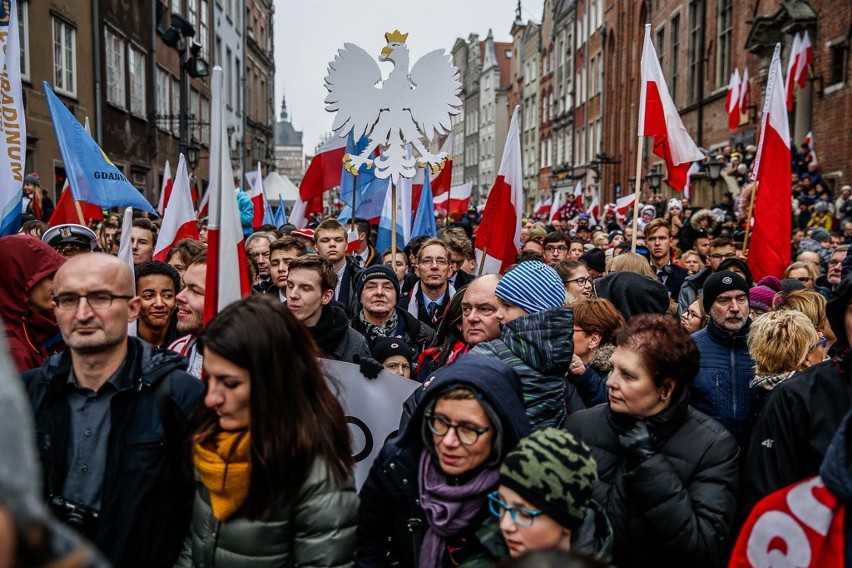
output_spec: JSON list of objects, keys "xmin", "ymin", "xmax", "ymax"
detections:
[
  {"xmin": 153, "ymin": 154, "xmax": 199, "ymax": 261},
  {"xmin": 157, "ymin": 160, "xmax": 173, "ymax": 215},
  {"xmin": 412, "ymin": 135, "xmax": 453, "ymax": 207},
  {"xmin": 204, "ymin": 67, "xmax": 250, "ymax": 325},
  {"xmin": 245, "ymin": 161, "xmax": 267, "ymax": 230},
  {"xmin": 748, "ymin": 45, "xmax": 792, "ymax": 282},
  {"xmin": 549, "ymin": 190, "xmax": 562, "ymax": 223},
  {"xmin": 535, "ymin": 196, "xmax": 552, "ymax": 218},
  {"xmin": 726, "ymin": 69, "xmax": 741, "ymax": 132},
  {"xmin": 803, "ymin": 131, "xmax": 818, "ymax": 166},
  {"xmin": 475, "ymin": 106, "xmax": 524, "ymax": 275},
  {"xmin": 573, "ymin": 181, "xmax": 584, "ymax": 211},
  {"xmin": 785, "ymin": 33, "xmax": 802, "ymax": 111},
  {"xmin": 289, "ymin": 136, "xmax": 348, "ymax": 227},
  {"xmin": 433, "ymin": 182, "xmax": 472, "ymax": 218},
  {"xmin": 638, "ymin": 25, "xmax": 704, "ymax": 191},
  {"xmin": 796, "ymin": 31, "xmax": 813, "ymax": 88},
  {"xmin": 738, "ymin": 68, "xmax": 751, "ymax": 115}
]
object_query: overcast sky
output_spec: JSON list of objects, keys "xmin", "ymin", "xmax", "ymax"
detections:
[{"xmin": 274, "ymin": 0, "xmax": 545, "ymax": 154}]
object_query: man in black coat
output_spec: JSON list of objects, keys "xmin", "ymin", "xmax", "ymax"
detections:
[
  {"xmin": 22, "ymin": 254, "xmax": 204, "ymax": 568},
  {"xmin": 645, "ymin": 218, "xmax": 688, "ymax": 300}
]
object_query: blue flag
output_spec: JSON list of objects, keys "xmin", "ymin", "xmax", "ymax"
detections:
[
  {"xmin": 376, "ymin": 185, "xmax": 405, "ymax": 255},
  {"xmin": 43, "ymin": 82, "xmax": 157, "ymax": 215},
  {"xmin": 338, "ymin": 133, "xmax": 388, "ymax": 224},
  {"xmin": 411, "ymin": 168, "xmax": 437, "ymax": 238},
  {"xmin": 274, "ymin": 194, "xmax": 287, "ymax": 226},
  {"xmin": 262, "ymin": 197, "xmax": 275, "ymax": 226}
]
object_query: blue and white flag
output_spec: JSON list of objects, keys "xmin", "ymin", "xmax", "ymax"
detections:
[
  {"xmin": 338, "ymin": 133, "xmax": 389, "ymax": 223},
  {"xmin": 0, "ymin": 0, "xmax": 27, "ymax": 235},
  {"xmin": 43, "ymin": 82, "xmax": 157, "ymax": 215},
  {"xmin": 411, "ymin": 167, "xmax": 436, "ymax": 238},
  {"xmin": 274, "ymin": 194, "xmax": 288, "ymax": 227},
  {"xmin": 376, "ymin": 185, "xmax": 406, "ymax": 255}
]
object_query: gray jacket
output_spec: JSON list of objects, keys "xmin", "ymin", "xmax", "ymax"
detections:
[{"xmin": 175, "ymin": 459, "xmax": 358, "ymax": 568}]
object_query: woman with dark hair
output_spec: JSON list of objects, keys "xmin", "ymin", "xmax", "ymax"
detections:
[
  {"xmin": 417, "ymin": 285, "xmax": 468, "ymax": 381},
  {"xmin": 553, "ymin": 261, "xmax": 593, "ymax": 304},
  {"xmin": 176, "ymin": 296, "xmax": 357, "ymax": 567},
  {"xmin": 165, "ymin": 238, "xmax": 206, "ymax": 279},
  {"xmin": 357, "ymin": 354, "xmax": 531, "ymax": 567},
  {"xmin": 567, "ymin": 298, "xmax": 625, "ymax": 407},
  {"xmin": 563, "ymin": 314, "xmax": 739, "ymax": 567}
]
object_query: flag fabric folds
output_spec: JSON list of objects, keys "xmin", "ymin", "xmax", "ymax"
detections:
[
  {"xmin": 48, "ymin": 179, "xmax": 103, "ymax": 226},
  {"xmin": 204, "ymin": 67, "xmax": 250, "ymax": 325},
  {"xmin": 474, "ymin": 106, "xmax": 524, "ymax": 275},
  {"xmin": 245, "ymin": 161, "xmax": 267, "ymax": 230},
  {"xmin": 116, "ymin": 207, "xmax": 137, "ymax": 336},
  {"xmin": 412, "ymin": 136, "xmax": 453, "ymax": 206},
  {"xmin": 747, "ymin": 45, "xmax": 792, "ymax": 283},
  {"xmin": 433, "ymin": 182, "xmax": 473, "ymax": 218},
  {"xmin": 796, "ymin": 31, "xmax": 813, "ymax": 88},
  {"xmin": 0, "ymin": 0, "xmax": 27, "ymax": 236},
  {"xmin": 785, "ymin": 33, "xmax": 802, "ymax": 111},
  {"xmin": 376, "ymin": 186, "xmax": 406, "ymax": 255},
  {"xmin": 337, "ymin": 133, "xmax": 389, "ymax": 224},
  {"xmin": 411, "ymin": 168, "xmax": 437, "ymax": 238},
  {"xmin": 153, "ymin": 154, "xmax": 199, "ymax": 261},
  {"xmin": 549, "ymin": 190, "xmax": 563, "ymax": 224},
  {"xmin": 638, "ymin": 25, "xmax": 704, "ymax": 192},
  {"xmin": 726, "ymin": 69, "xmax": 741, "ymax": 132},
  {"xmin": 290, "ymin": 135, "xmax": 348, "ymax": 227},
  {"xmin": 157, "ymin": 161, "xmax": 173, "ymax": 215},
  {"xmin": 739, "ymin": 68, "xmax": 751, "ymax": 115},
  {"xmin": 43, "ymin": 82, "xmax": 157, "ymax": 215},
  {"xmin": 274, "ymin": 195, "xmax": 288, "ymax": 227},
  {"xmin": 804, "ymin": 131, "xmax": 818, "ymax": 165}
]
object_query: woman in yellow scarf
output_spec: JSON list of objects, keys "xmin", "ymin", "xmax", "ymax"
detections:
[{"xmin": 174, "ymin": 296, "xmax": 357, "ymax": 568}]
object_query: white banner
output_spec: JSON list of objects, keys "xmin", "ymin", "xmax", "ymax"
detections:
[
  {"xmin": 320, "ymin": 359, "xmax": 419, "ymax": 489},
  {"xmin": 0, "ymin": 0, "xmax": 27, "ymax": 235}
]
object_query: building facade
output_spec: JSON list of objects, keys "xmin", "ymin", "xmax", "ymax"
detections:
[{"xmin": 243, "ymin": 0, "xmax": 275, "ymax": 178}]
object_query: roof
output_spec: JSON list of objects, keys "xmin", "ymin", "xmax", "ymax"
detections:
[
  {"xmin": 495, "ymin": 42, "xmax": 513, "ymax": 89},
  {"xmin": 274, "ymin": 120, "xmax": 302, "ymax": 147}
]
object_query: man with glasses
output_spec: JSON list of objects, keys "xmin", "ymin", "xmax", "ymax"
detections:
[
  {"xmin": 402, "ymin": 238, "xmax": 456, "ymax": 330},
  {"xmin": 22, "ymin": 253, "xmax": 204, "ymax": 568},
  {"xmin": 689, "ymin": 271, "xmax": 757, "ymax": 451},
  {"xmin": 677, "ymin": 236, "xmax": 737, "ymax": 316},
  {"xmin": 244, "ymin": 231, "xmax": 277, "ymax": 295},
  {"xmin": 825, "ymin": 245, "xmax": 848, "ymax": 292},
  {"xmin": 268, "ymin": 237, "xmax": 308, "ymax": 302},
  {"xmin": 542, "ymin": 231, "xmax": 570, "ymax": 265}
]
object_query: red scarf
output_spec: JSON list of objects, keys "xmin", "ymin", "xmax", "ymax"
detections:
[{"xmin": 729, "ymin": 476, "xmax": 845, "ymax": 567}]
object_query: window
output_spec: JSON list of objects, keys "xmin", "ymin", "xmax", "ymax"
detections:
[
  {"xmin": 187, "ymin": 0, "xmax": 198, "ymax": 31},
  {"xmin": 129, "ymin": 46, "xmax": 145, "ymax": 116},
  {"xmin": 829, "ymin": 43, "xmax": 848, "ymax": 86},
  {"xmin": 18, "ymin": 1, "xmax": 28, "ymax": 79},
  {"xmin": 687, "ymin": 0, "xmax": 703, "ymax": 104},
  {"xmin": 716, "ymin": 0, "xmax": 732, "ymax": 87},
  {"xmin": 156, "ymin": 68, "xmax": 169, "ymax": 131},
  {"xmin": 225, "ymin": 48, "xmax": 233, "ymax": 108},
  {"xmin": 234, "ymin": 57, "xmax": 241, "ymax": 114},
  {"xmin": 485, "ymin": 75, "xmax": 491, "ymax": 90},
  {"xmin": 172, "ymin": 0, "xmax": 181, "ymax": 17},
  {"xmin": 199, "ymin": 0, "xmax": 209, "ymax": 56},
  {"xmin": 670, "ymin": 15, "xmax": 681, "ymax": 102},
  {"xmin": 656, "ymin": 28, "xmax": 665, "ymax": 76},
  {"xmin": 105, "ymin": 29, "xmax": 125, "ymax": 107},
  {"xmin": 53, "ymin": 18, "xmax": 77, "ymax": 96},
  {"xmin": 171, "ymin": 77, "xmax": 180, "ymax": 135}
]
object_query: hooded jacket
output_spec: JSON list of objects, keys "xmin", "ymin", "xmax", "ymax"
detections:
[
  {"xmin": 677, "ymin": 266, "xmax": 713, "ymax": 316},
  {"xmin": 472, "ymin": 308, "xmax": 581, "ymax": 429},
  {"xmin": 678, "ymin": 209, "xmax": 716, "ymax": 252},
  {"xmin": 0, "ymin": 235, "xmax": 66, "ymax": 373},
  {"xmin": 356, "ymin": 354, "xmax": 531, "ymax": 568},
  {"xmin": 571, "ymin": 343, "xmax": 614, "ymax": 408},
  {"xmin": 23, "ymin": 338, "xmax": 205, "ymax": 568},
  {"xmin": 308, "ymin": 302, "xmax": 371, "ymax": 364}
]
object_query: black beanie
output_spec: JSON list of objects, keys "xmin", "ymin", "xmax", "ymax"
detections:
[
  {"xmin": 594, "ymin": 272, "xmax": 669, "ymax": 319},
  {"xmin": 702, "ymin": 271, "xmax": 749, "ymax": 311},
  {"xmin": 356, "ymin": 264, "xmax": 400, "ymax": 302},
  {"xmin": 580, "ymin": 248, "xmax": 606, "ymax": 274},
  {"xmin": 371, "ymin": 336, "xmax": 414, "ymax": 365}
]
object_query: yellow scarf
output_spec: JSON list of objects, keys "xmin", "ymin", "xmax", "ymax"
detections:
[{"xmin": 193, "ymin": 430, "xmax": 252, "ymax": 521}]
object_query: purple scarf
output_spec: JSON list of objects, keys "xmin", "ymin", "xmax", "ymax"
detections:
[{"xmin": 417, "ymin": 449, "xmax": 500, "ymax": 568}]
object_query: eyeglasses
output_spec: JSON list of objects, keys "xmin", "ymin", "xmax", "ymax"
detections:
[
  {"xmin": 810, "ymin": 336, "xmax": 828, "ymax": 351},
  {"xmin": 487, "ymin": 492, "xmax": 543, "ymax": 527},
  {"xmin": 682, "ymin": 309, "xmax": 703, "ymax": 320},
  {"xmin": 53, "ymin": 292, "xmax": 134, "ymax": 311},
  {"xmin": 419, "ymin": 257, "xmax": 449, "ymax": 266},
  {"xmin": 709, "ymin": 253, "xmax": 737, "ymax": 261},
  {"xmin": 425, "ymin": 413, "xmax": 490, "ymax": 445},
  {"xmin": 544, "ymin": 245, "xmax": 569, "ymax": 253},
  {"xmin": 565, "ymin": 276, "xmax": 591, "ymax": 287}
]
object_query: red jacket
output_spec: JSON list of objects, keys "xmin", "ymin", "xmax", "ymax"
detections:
[{"xmin": 0, "ymin": 235, "xmax": 66, "ymax": 372}]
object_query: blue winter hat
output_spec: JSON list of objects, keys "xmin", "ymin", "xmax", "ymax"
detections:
[{"xmin": 496, "ymin": 261, "xmax": 566, "ymax": 314}]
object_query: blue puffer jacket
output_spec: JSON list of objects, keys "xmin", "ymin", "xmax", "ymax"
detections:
[{"xmin": 690, "ymin": 319, "xmax": 758, "ymax": 451}]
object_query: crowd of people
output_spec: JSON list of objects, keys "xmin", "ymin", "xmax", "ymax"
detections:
[{"xmin": 1, "ymin": 156, "xmax": 852, "ymax": 568}]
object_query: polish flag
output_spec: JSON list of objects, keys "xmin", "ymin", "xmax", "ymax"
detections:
[
  {"xmin": 796, "ymin": 31, "xmax": 813, "ymax": 88},
  {"xmin": 204, "ymin": 67, "xmax": 250, "ymax": 325},
  {"xmin": 587, "ymin": 194, "xmax": 599, "ymax": 226},
  {"xmin": 535, "ymin": 196, "xmax": 552, "ymax": 218},
  {"xmin": 638, "ymin": 25, "xmax": 704, "ymax": 191},
  {"xmin": 290, "ymin": 135, "xmax": 348, "ymax": 227},
  {"xmin": 48, "ymin": 178, "xmax": 102, "ymax": 226},
  {"xmin": 785, "ymin": 33, "xmax": 802, "ymax": 111},
  {"xmin": 726, "ymin": 69, "xmax": 741, "ymax": 132},
  {"xmin": 573, "ymin": 181, "xmax": 584, "ymax": 210},
  {"xmin": 433, "ymin": 182, "xmax": 472, "ymax": 218},
  {"xmin": 153, "ymin": 154, "xmax": 199, "ymax": 261},
  {"xmin": 739, "ymin": 68, "xmax": 751, "ymax": 115},
  {"xmin": 747, "ymin": 45, "xmax": 792, "ymax": 282},
  {"xmin": 346, "ymin": 225, "xmax": 360, "ymax": 254},
  {"xmin": 157, "ymin": 160, "xmax": 173, "ymax": 215},
  {"xmin": 803, "ymin": 131, "xmax": 818, "ymax": 165},
  {"xmin": 245, "ymin": 161, "xmax": 268, "ymax": 230},
  {"xmin": 475, "ymin": 106, "xmax": 523, "ymax": 275},
  {"xmin": 412, "ymin": 136, "xmax": 454, "ymax": 207},
  {"xmin": 615, "ymin": 193, "xmax": 635, "ymax": 222},
  {"xmin": 549, "ymin": 191, "xmax": 562, "ymax": 223}
]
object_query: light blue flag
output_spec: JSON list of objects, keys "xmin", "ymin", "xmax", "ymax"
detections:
[
  {"xmin": 411, "ymin": 168, "xmax": 437, "ymax": 238},
  {"xmin": 274, "ymin": 194, "xmax": 287, "ymax": 226},
  {"xmin": 376, "ymin": 184, "xmax": 405, "ymax": 255},
  {"xmin": 262, "ymin": 196, "xmax": 275, "ymax": 226},
  {"xmin": 43, "ymin": 82, "xmax": 157, "ymax": 215},
  {"xmin": 338, "ymin": 133, "xmax": 388, "ymax": 224}
]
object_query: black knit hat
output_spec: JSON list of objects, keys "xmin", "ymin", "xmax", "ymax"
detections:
[
  {"xmin": 371, "ymin": 336, "xmax": 414, "ymax": 365},
  {"xmin": 356, "ymin": 264, "xmax": 400, "ymax": 302},
  {"xmin": 580, "ymin": 248, "xmax": 606, "ymax": 274},
  {"xmin": 702, "ymin": 271, "xmax": 749, "ymax": 311},
  {"xmin": 717, "ymin": 258, "xmax": 754, "ymax": 288},
  {"xmin": 499, "ymin": 428, "xmax": 598, "ymax": 531},
  {"xmin": 594, "ymin": 272, "xmax": 669, "ymax": 319}
]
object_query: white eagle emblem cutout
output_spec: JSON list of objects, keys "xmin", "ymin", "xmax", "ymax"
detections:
[{"xmin": 324, "ymin": 30, "xmax": 462, "ymax": 182}]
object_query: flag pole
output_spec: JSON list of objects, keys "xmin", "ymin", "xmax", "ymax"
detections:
[
  {"xmin": 349, "ymin": 167, "xmax": 357, "ymax": 233},
  {"xmin": 741, "ymin": 180, "xmax": 759, "ymax": 256},
  {"xmin": 477, "ymin": 246, "xmax": 487, "ymax": 277},
  {"xmin": 74, "ymin": 200, "xmax": 86, "ymax": 226},
  {"xmin": 390, "ymin": 181, "xmax": 397, "ymax": 267},
  {"xmin": 445, "ymin": 183, "xmax": 451, "ymax": 227},
  {"xmin": 631, "ymin": 138, "xmax": 643, "ymax": 253}
]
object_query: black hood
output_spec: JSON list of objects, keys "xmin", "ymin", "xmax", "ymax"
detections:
[{"xmin": 827, "ymin": 278, "xmax": 852, "ymax": 352}]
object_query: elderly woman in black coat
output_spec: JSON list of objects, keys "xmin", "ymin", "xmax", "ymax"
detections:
[{"xmin": 563, "ymin": 314, "xmax": 739, "ymax": 567}]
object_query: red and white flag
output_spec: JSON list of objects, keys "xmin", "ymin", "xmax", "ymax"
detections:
[
  {"xmin": 475, "ymin": 106, "xmax": 523, "ymax": 275},
  {"xmin": 412, "ymin": 135, "xmax": 454, "ymax": 206},
  {"xmin": 785, "ymin": 33, "xmax": 802, "ymax": 111},
  {"xmin": 748, "ymin": 44, "xmax": 792, "ymax": 282},
  {"xmin": 587, "ymin": 194, "xmax": 599, "ymax": 226},
  {"xmin": 289, "ymin": 136, "xmax": 348, "ymax": 227},
  {"xmin": 245, "ymin": 161, "xmax": 267, "ymax": 230},
  {"xmin": 803, "ymin": 131, "xmax": 818, "ymax": 165},
  {"xmin": 157, "ymin": 160, "xmax": 173, "ymax": 215},
  {"xmin": 533, "ymin": 196, "xmax": 551, "ymax": 218},
  {"xmin": 48, "ymin": 178, "xmax": 102, "ymax": 226},
  {"xmin": 153, "ymin": 154, "xmax": 199, "ymax": 261},
  {"xmin": 638, "ymin": 25, "xmax": 704, "ymax": 191},
  {"xmin": 615, "ymin": 193, "xmax": 635, "ymax": 222},
  {"xmin": 433, "ymin": 182, "xmax": 472, "ymax": 218},
  {"xmin": 549, "ymin": 190, "xmax": 562, "ymax": 223},
  {"xmin": 726, "ymin": 69, "xmax": 741, "ymax": 132},
  {"xmin": 738, "ymin": 68, "xmax": 751, "ymax": 115},
  {"xmin": 796, "ymin": 31, "xmax": 813, "ymax": 88},
  {"xmin": 205, "ymin": 67, "xmax": 250, "ymax": 325},
  {"xmin": 573, "ymin": 181, "xmax": 584, "ymax": 211}
]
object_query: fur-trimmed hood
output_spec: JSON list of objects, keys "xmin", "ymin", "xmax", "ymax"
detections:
[
  {"xmin": 589, "ymin": 342, "xmax": 615, "ymax": 374},
  {"xmin": 689, "ymin": 209, "xmax": 718, "ymax": 232}
]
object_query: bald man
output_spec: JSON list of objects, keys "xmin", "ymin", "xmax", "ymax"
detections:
[{"xmin": 22, "ymin": 253, "xmax": 204, "ymax": 568}]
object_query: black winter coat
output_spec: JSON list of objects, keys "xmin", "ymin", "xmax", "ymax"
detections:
[
  {"xmin": 23, "ymin": 338, "xmax": 204, "ymax": 568},
  {"xmin": 563, "ymin": 390, "xmax": 739, "ymax": 568}
]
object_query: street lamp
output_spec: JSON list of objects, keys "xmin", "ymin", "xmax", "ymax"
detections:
[
  {"xmin": 645, "ymin": 167, "xmax": 662, "ymax": 200},
  {"xmin": 704, "ymin": 156, "xmax": 724, "ymax": 206},
  {"xmin": 187, "ymin": 137, "xmax": 200, "ymax": 169}
]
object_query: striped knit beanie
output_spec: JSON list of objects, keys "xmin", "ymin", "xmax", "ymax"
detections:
[
  {"xmin": 495, "ymin": 261, "xmax": 566, "ymax": 314},
  {"xmin": 499, "ymin": 428, "xmax": 598, "ymax": 531}
]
